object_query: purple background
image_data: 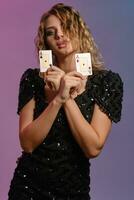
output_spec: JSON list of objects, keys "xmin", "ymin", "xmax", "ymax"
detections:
[{"xmin": 0, "ymin": 0, "xmax": 133, "ymax": 199}]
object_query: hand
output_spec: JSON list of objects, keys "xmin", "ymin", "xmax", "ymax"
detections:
[
  {"xmin": 70, "ymin": 74, "xmax": 87, "ymax": 99},
  {"xmin": 57, "ymin": 71, "xmax": 84, "ymax": 102},
  {"xmin": 44, "ymin": 66, "xmax": 65, "ymax": 91}
]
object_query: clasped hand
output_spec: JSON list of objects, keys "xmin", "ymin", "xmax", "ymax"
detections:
[{"xmin": 44, "ymin": 66, "xmax": 85, "ymax": 102}]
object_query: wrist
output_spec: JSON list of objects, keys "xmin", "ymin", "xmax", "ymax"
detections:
[
  {"xmin": 63, "ymin": 97, "xmax": 74, "ymax": 107},
  {"xmin": 53, "ymin": 95, "xmax": 65, "ymax": 106}
]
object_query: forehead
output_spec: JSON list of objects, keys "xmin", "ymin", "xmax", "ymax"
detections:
[{"xmin": 45, "ymin": 15, "xmax": 61, "ymax": 28}]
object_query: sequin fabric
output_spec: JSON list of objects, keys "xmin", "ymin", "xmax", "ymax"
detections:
[{"xmin": 8, "ymin": 68, "xmax": 123, "ymax": 200}]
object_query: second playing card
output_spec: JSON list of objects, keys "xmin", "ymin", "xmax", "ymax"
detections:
[
  {"xmin": 39, "ymin": 50, "xmax": 53, "ymax": 72},
  {"xmin": 75, "ymin": 53, "xmax": 92, "ymax": 76}
]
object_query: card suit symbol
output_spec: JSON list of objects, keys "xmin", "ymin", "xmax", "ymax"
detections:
[
  {"xmin": 39, "ymin": 52, "xmax": 42, "ymax": 58},
  {"xmin": 77, "ymin": 59, "xmax": 79, "ymax": 62},
  {"xmin": 45, "ymin": 60, "xmax": 47, "ymax": 62}
]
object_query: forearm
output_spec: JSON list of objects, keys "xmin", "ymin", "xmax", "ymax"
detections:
[
  {"xmin": 63, "ymin": 99, "xmax": 101, "ymax": 158},
  {"xmin": 20, "ymin": 96, "xmax": 62, "ymax": 152}
]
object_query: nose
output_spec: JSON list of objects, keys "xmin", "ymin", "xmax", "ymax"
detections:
[{"xmin": 55, "ymin": 29, "xmax": 64, "ymax": 40}]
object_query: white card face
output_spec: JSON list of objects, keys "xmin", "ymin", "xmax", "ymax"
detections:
[
  {"xmin": 39, "ymin": 50, "xmax": 53, "ymax": 72},
  {"xmin": 75, "ymin": 53, "xmax": 92, "ymax": 76}
]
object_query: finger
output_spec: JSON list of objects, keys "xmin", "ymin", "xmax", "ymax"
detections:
[
  {"xmin": 67, "ymin": 80, "xmax": 81, "ymax": 89},
  {"xmin": 46, "ymin": 80, "xmax": 56, "ymax": 90},
  {"xmin": 76, "ymin": 85, "xmax": 81, "ymax": 93},
  {"xmin": 49, "ymin": 65, "xmax": 65, "ymax": 73},
  {"xmin": 66, "ymin": 71, "xmax": 84, "ymax": 79},
  {"xmin": 45, "ymin": 76, "xmax": 58, "ymax": 82},
  {"xmin": 65, "ymin": 76, "xmax": 82, "ymax": 82},
  {"xmin": 46, "ymin": 66, "xmax": 58, "ymax": 73},
  {"xmin": 70, "ymin": 91, "xmax": 78, "ymax": 99},
  {"xmin": 51, "ymin": 66, "xmax": 62, "ymax": 71},
  {"xmin": 47, "ymin": 71, "xmax": 63, "ymax": 76},
  {"xmin": 39, "ymin": 72, "xmax": 45, "ymax": 79},
  {"xmin": 46, "ymin": 73, "xmax": 59, "ymax": 78},
  {"xmin": 70, "ymin": 87, "xmax": 76, "ymax": 94},
  {"xmin": 46, "ymin": 81, "xmax": 53, "ymax": 90}
]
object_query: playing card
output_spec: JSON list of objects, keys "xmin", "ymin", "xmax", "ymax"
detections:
[
  {"xmin": 39, "ymin": 50, "xmax": 53, "ymax": 72},
  {"xmin": 75, "ymin": 53, "xmax": 92, "ymax": 76}
]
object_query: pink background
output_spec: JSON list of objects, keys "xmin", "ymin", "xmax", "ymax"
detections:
[{"xmin": 0, "ymin": 0, "xmax": 133, "ymax": 199}]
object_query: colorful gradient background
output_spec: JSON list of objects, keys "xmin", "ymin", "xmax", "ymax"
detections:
[{"xmin": 0, "ymin": 0, "xmax": 133, "ymax": 199}]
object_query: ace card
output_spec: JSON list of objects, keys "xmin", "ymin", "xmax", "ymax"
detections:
[
  {"xmin": 39, "ymin": 50, "xmax": 53, "ymax": 72},
  {"xmin": 75, "ymin": 53, "xmax": 92, "ymax": 76}
]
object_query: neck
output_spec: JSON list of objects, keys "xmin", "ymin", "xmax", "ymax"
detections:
[{"xmin": 56, "ymin": 52, "xmax": 76, "ymax": 73}]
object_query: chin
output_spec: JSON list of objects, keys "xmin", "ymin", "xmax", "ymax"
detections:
[{"xmin": 59, "ymin": 47, "xmax": 75, "ymax": 56}]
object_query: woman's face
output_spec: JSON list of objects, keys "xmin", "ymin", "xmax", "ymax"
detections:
[{"xmin": 45, "ymin": 15, "xmax": 76, "ymax": 57}]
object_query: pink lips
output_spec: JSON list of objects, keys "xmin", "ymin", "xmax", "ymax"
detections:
[{"xmin": 56, "ymin": 41, "xmax": 67, "ymax": 48}]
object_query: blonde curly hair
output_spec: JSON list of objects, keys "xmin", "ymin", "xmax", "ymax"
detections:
[{"xmin": 35, "ymin": 3, "xmax": 105, "ymax": 70}]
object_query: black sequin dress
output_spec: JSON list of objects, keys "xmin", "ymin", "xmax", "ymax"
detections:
[{"xmin": 8, "ymin": 68, "xmax": 123, "ymax": 200}]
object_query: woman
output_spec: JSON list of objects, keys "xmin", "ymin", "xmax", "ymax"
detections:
[{"xmin": 8, "ymin": 3, "xmax": 123, "ymax": 200}]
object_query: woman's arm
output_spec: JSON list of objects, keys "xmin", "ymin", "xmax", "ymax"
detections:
[
  {"xmin": 19, "ymin": 95, "xmax": 62, "ymax": 153},
  {"xmin": 19, "ymin": 69, "xmax": 83, "ymax": 153},
  {"xmin": 19, "ymin": 66, "xmax": 66, "ymax": 153},
  {"xmin": 63, "ymin": 99, "xmax": 112, "ymax": 158}
]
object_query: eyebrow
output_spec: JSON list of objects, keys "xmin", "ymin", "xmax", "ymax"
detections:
[{"xmin": 45, "ymin": 26, "xmax": 57, "ymax": 30}]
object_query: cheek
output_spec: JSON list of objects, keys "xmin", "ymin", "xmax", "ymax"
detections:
[
  {"xmin": 71, "ymin": 39, "xmax": 79, "ymax": 51},
  {"xmin": 68, "ymin": 43, "xmax": 74, "ymax": 51}
]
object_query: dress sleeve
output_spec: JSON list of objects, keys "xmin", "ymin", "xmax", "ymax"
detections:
[
  {"xmin": 91, "ymin": 70, "xmax": 123, "ymax": 123},
  {"xmin": 17, "ymin": 68, "xmax": 35, "ymax": 115}
]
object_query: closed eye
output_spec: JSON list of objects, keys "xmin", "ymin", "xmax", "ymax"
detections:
[{"xmin": 45, "ymin": 29, "xmax": 56, "ymax": 37}]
